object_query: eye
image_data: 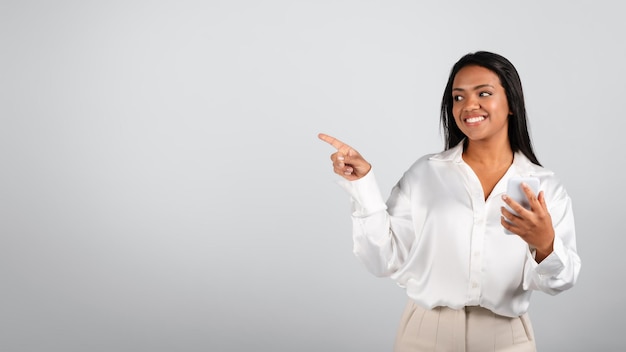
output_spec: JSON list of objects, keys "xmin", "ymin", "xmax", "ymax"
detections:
[
  {"xmin": 453, "ymin": 95, "xmax": 463, "ymax": 102},
  {"xmin": 479, "ymin": 91, "xmax": 492, "ymax": 97}
]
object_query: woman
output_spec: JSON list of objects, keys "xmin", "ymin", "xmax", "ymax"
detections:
[{"xmin": 319, "ymin": 51, "xmax": 581, "ymax": 351}]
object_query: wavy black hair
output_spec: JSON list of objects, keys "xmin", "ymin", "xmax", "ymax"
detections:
[{"xmin": 440, "ymin": 51, "xmax": 541, "ymax": 166}]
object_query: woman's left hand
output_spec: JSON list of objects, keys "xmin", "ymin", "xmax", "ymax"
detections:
[{"xmin": 501, "ymin": 183, "xmax": 555, "ymax": 262}]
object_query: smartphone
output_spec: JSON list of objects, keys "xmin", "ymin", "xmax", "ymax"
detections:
[{"xmin": 504, "ymin": 177, "xmax": 540, "ymax": 234}]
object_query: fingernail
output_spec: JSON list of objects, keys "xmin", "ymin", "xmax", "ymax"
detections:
[
  {"xmin": 338, "ymin": 156, "xmax": 344, "ymax": 161},
  {"xmin": 502, "ymin": 195, "xmax": 508, "ymax": 201}
]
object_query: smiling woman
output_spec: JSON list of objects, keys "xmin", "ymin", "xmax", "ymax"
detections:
[
  {"xmin": 319, "ymin": 51, "xmax": 581, "ymax": 352},
  {"xmin": 452, "ymin": 66, "xmax": 511, "ymax": 146}
]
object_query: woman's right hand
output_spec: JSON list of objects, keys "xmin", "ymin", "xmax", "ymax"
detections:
[{"xmin": 318, "ymin": 133, "xmax": 372, "ymax": 181}]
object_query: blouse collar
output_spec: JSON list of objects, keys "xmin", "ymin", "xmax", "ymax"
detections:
[{"xmin": 428, "ymin": 140, "xmax": 553, "ymax": 177}]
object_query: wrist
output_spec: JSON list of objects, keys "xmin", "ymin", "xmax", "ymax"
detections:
[{"xmin": 535, "ymin": 238, "xmax": 554, "ymax": 262}]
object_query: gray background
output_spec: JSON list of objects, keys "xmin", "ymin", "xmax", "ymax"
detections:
[{"xmin": 1, "ymin": 1, "xmax": 622, "ymax": 351}]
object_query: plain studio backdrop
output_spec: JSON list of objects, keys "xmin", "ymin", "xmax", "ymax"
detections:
[{"xmin": 1, "ymin": 1, "xmax": 622, "ymax": 351}]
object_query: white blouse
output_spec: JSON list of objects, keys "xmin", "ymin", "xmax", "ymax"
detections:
[{"xmin": 337, "ymin": 142, "xmax": 581, "ymax": 318}]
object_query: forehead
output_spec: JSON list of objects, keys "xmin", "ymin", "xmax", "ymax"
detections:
[{"xmin": 452, "ymin": 65, "xmax": 502, "ymax": 88}]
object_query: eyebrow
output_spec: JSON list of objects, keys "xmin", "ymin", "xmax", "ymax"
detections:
[{"xmin": 452, "ymin": 84, "xmax": 495, "ymax": 92}]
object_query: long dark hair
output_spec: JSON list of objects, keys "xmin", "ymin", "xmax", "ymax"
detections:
[{"xmin": 440, "ymin": 51, "xmax": 541, "ymax": 166}]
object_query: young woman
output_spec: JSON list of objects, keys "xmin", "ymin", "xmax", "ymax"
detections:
[{"xmin": 319, "ymin": 51, "xmax": 581, "ymax": 351}]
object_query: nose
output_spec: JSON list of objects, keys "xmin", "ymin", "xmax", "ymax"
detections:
[{"xmin": 462, "ymin": 95, "xmax": 480, "ymax": 112}]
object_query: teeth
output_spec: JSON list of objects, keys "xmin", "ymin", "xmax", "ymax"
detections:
[{"xmin": 465, "ymin": 116, "xmax": 485, "ymax": 123}]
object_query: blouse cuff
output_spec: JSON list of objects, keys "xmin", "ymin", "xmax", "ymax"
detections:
[
  {"xmin": 534, "ymin": 235, "xmax": 567, "ymax": 277},
  {"xmin": 336, "ymin": 170, "xmax": 387, "ymax": 217}
]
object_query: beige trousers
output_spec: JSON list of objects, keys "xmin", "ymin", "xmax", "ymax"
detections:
[{"xmin": 394, "ymin": 300, "xmax": 537, "ymax": 352}]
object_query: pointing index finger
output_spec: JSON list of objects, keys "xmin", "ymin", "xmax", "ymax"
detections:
[{"xmin": 318, "ymin": 133, "xmax": 350, "ymax": 151}]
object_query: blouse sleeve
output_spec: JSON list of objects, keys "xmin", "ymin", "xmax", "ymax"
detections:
[
  {"xmin": 337, "ymin": 170, "xmax": 416, "ymax": 277},
  {"xmin": 522, "ymin": 180, "xmax": 581, "ymax": 294}
]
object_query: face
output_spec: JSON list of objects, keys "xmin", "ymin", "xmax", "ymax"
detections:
[{"xmin": 451, "ymin": 65, "xmax": 511, "ymax": 144}]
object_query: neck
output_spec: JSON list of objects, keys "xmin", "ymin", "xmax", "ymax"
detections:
[{"xmin": 463, "ymin": 139, "xmax": 513, "ymax": 167}]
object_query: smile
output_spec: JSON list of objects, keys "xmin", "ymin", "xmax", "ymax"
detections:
[{"xmin": 465, "ymin": 116, "xmax": 486, "ymax": 123}]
